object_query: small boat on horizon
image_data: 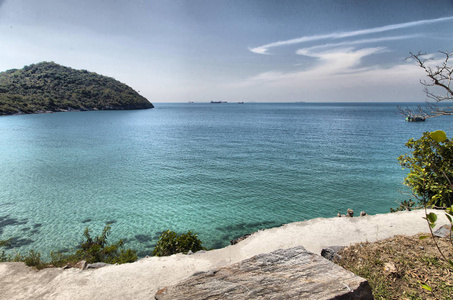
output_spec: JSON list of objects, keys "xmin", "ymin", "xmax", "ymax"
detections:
[{"xmin": 405, "ymin": 116, "xmax": 426, "ymax": 122}]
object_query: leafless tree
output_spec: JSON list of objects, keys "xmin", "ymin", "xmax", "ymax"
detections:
[{"xmin": 398, "ymin": 51, "xmax": 453, "ymax": 119}]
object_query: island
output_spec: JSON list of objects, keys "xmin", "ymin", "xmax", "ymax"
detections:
[{"xmin": 0, "ymin": 62, "xmax": 153, "ymax": 116}]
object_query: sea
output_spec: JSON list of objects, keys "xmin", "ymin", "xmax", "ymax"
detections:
[{"xmin": 0, "ymin": 102, "xmax": 452, "ymax": 258}]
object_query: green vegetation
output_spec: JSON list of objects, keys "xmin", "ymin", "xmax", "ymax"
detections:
[
  {"xmin": 390, "ymin": 199, "xmax": 417, "ymax": 212},
  {"xmin": 1, "ymin": 227, "xmax": 208, "ymax": 269},
  {"xmin": 0, "ymin": 61, "xmax": 153, "ymax": 115},
  {"xmin": 152, "ymin": 230, "xmax": 206, "ymax": 256},
  {"xmin": 389, "ymin": 129, "xmax": 453, "ymax": 296},
  {"xmin": 73, "ymin": 224, "xmax": 138, "ymax": 264},
  {"xmin": 396, "ymin": 130, "xmax": 453, "ymax": 261},
  {"xmin": 397, "ymin": 131, "xmax": 453, "ymax": 208},
  {"xmin": 0, "ymin": 225, "xmax": 137, "ymax": 269}
]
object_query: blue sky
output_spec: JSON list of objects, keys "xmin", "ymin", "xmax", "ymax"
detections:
[{"xmin": 0, "ymin": 0, "xmax": 452, "ymax": 102}]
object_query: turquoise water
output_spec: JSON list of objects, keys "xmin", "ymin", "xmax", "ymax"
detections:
[{"xmin": 0, "ymin": 103, "xmax": 452, "ymax": 258}]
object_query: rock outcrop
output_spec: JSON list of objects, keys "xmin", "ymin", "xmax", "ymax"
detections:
[
  {"xmin": 155, "ymin": 246, "xmax": 373, "ymax": 300},
  {"xmin": 321, "ymin": 246, "xmax": 345, "ymax": 262}
]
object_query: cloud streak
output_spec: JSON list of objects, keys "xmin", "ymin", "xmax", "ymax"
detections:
[
  {"xmin": 238, "ymin": 47, "xmax": 389, "ymax": 87},
  {"xmin": 295, "ymin": 35, "xmax": 419, "ymax": 56},
  {"xmin": 250, "ymin": 16, "xmax": 453, "ymax": 54},
  {"xmin": 231, "ymin": 47, "xmax": 427, "ymax": 102}
]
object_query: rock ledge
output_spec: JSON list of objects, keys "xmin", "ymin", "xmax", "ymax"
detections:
[{"xmin": 155, "ymin": 246, "xmax": 373, "ymax": 299}]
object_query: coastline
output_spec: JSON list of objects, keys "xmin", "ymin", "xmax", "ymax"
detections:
[
  {"xmin": 0, "ymin": 105, "xmax": 154, "ymax": 117},
  {"xmin": 0, "ymin": 209, "xmax": 450, "ymax": 300}
]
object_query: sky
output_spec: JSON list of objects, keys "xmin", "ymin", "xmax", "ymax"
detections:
[{"xmin": 0, "ymin": 0, "xmax": 452, "ymax": 102}]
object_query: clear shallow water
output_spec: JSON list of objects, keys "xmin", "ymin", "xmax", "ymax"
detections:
[{"xmin": 0, "ymin": 102, "xmax": 452, "ymax": 258}]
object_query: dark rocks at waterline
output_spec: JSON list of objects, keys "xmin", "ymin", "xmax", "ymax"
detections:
[
  {"xmin": 230, "ymin": 233, "xmax": 252, "ymax": 245},
  {"xmin": 337, "ymin": 209, "xmax": 367, "ymax": 218},
  {"xmin": 86, "ymin": 262, "xmax": 112, "ymax": 269},
  {"xmin": 63, "ymin": 260, "xmax": 88, "ymax": 270},
  {"xmin": 62, "ymin": 261, "xmax": 111, "ymax": 270},
  {"xmin": 347, "ymin": 208, "xmax": 354, "ymax": 218},
  {"xmin": 155, "ymin": 246, "xmax": 373, "ymax": 300}
]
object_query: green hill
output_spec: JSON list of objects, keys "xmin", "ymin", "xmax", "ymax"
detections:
[{"xmin": 0, "ymin": 62, "xmax": 154, "ymax": 115}]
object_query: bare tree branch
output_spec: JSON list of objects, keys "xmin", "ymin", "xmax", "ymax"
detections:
[{"xmin": 399, "ymin": 51, "xmax": 453, "ymax": 120}]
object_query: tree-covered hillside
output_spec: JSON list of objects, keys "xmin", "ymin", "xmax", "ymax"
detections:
[{"xmin": 0, "ymin": 62, "xmax": 153, "ymax": 115}]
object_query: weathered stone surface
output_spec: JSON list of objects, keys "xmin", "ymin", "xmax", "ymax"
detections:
[
  {"xmin": 321, "ymin": 246, "xmax": 345, "ymax": 262},
  {"xmin": 86, "ymin": 262, "xmax": 111, "ymax": 269},
  {"xmin": 155, "ymin": 247, "xmax": 373, "ymax": 300},
  {"xmin": 74, "ymin": 260, "xmax": 87, "ymax": 270},
  {"xmin": 433, "ymin": 224, "xmax": 452, "ymax": 238}
]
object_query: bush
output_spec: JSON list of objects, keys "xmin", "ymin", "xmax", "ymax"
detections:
[
  {"xmin": 398, "ymin": 131, "xmax": 453, "ymax": 207},
  {"xmin": 152, "ymin": 230, "xmax": 206, "ymax": 256},
  {"xmin": 22, "ymin": 250, "xmax": 45, "ymax": 269},
  {"xmin": 390, "ymin": 199, "xmax": 418, "ymax": 212},
  {"xmin": 74, "ymin": 225, "xmax": 137, "ymax": 264},
  {"xmin": 0, "ymin": 239, "xmax": 11, "ymax": 262},
  {"xmin": 0, "ymin": 226, "xmax": 138, "ymax": 268}
]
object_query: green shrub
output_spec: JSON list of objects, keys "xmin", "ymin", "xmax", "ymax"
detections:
[
  {"xmin": 152, "ymin": 230, "xmax": 206, "ymax": 256},
  {"xmin": 0, "ymin": 226, "xmax": 137, "ymax": 268},
  {"xmin": 398, "ymin": 131, "xmax": 453, "ymax": 207},
  {"xmin": 0, "ymin": 251, "xmax": 8, "ymax": 262},
  {"xmin": 22, "ymin": 250, "xmax": 45, "ymax": 269},
  {"xmin": 74, "ymin": 225, "xmax": 137, "ymax": 264},
  {"xmin": 114, "ymin": 248, "xmax": 139, "ymax": 264},
  {"xmin": 0, "ymin": 239, "xmax": 11, "ymax": 262},
  {"xmin": 390, "ymin": 199, "xmax": 417, "ymax": 212},
  {"xmin": 49, "ymin": 251, "xmax": 71, "ymax": 268}
]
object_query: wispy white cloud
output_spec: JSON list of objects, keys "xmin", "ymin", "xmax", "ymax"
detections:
[
  {"xmin": 249, "ymin": 16, "xmax": 453, "ymax": 54},
  {"xmin": 236, "ymin": 47, "xmax": 407, "ymax": 88},
  {"xmin": 295, "ymin": 35, "xmax": 419, "ymax": 56},
  {"xmin": 230, "ymin": 47, "xmax": 427, "ymax": 101}
]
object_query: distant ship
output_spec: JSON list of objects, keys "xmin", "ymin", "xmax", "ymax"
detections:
[
  {"xmin": 405, "ymin": 116, "xmax": 426, "ymax": 122},
  {"xmin": 210, "ymin": 101, "xmax": 227, "ymax": 104}
]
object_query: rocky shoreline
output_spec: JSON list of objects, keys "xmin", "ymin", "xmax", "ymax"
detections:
[
  {"xmin": 1, "ymin": 105, "xmax": 154, "ymax": 116},
  {"xmin": 1, "ymin": 210, "xmax": 449, "ymax": 299}
]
